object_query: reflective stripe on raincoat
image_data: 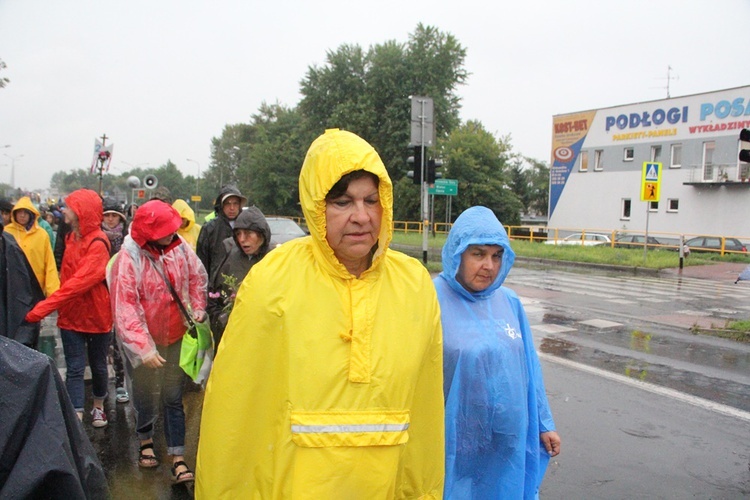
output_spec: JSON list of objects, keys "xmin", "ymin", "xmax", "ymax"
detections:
[
  {"xmin": 435, "ymin": 206, "xmax": 555, "ymax": 499},
  {"xmin": 197, "ymin": 129, "xmax": 444, "ymax": 499}
]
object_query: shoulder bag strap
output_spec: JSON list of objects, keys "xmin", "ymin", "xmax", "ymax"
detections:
[{"xmin": 145, "ymin": 252, "xmax": 197, "ymax": 332}]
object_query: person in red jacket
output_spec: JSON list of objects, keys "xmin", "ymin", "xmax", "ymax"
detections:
[{"xmin": 25, "ymin": 189, "xmax": 113, "ymax": 427}]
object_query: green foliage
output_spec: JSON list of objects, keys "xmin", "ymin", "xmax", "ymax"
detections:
[{"xmin": 439, "ymin": 121, "xmax": 523, "ymax": 225}]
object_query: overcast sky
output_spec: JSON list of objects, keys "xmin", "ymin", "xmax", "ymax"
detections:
[{"xmin": 1, "ymin": 0, "xmax": 748, "ymax": 193}]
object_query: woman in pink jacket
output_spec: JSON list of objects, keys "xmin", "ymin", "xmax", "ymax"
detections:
[{"xmin": 108, "ymin": 200, "xmax": 207, "ymax": 485}]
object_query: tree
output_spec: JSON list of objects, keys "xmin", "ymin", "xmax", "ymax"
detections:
[
  {"xmin": 241, "ymin": 103, "xmax": 313, "ymax": 216},
  {"xmin": 439, "ymin": 121, "xmax": 523, "ymax": 225},
  {"xmin": 298, "ymin": 24, "xmax": 468, "ymax": 204}
]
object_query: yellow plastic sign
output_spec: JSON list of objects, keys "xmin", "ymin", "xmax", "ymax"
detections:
[
  {"xmin": 191, "ymin": 195, "xmax": 202, "ymax": 202},
  {"xmin": 641, "ymin": 162, "xmax": 661, "ymax": 201}
]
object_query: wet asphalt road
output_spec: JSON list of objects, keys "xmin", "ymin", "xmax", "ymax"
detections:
[{"xmin": 41, "ymin": 261, "xmax": 750, "ymax": 498}]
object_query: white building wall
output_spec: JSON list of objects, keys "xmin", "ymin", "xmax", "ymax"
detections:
[{"xmin": 549, "ymin": 85, "xmax": 750, "ymax": 238}]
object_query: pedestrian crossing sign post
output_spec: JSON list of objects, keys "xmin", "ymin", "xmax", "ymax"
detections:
[{"xmin": 641, "ymin": 162, "xmax": 661, "ymax": 201}]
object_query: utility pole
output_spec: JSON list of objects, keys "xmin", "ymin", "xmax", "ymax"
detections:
[{"xmin": 410, "ymin": 96, "xmax": 435, "ymax": 264}]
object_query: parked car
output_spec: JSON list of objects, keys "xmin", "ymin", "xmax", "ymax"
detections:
[
  {"xmin": 267, "ymin": 217, "xmax": 307, "ymax": 248},
  {"xmin": 544, "ymin": 233, "xmax": 611, "ymax": 246},
  {"xmin": 683, "ymin": 236, "xmax": 748, "ymax": 254},
  {"xmin": 613, "ymin": 234, "xmax": 662, "ymax": 249}
]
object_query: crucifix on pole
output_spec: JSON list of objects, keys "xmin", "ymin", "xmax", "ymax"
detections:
[{"xmin": 97, "ymin": 134, "xmax": 110, "ymax": 196}]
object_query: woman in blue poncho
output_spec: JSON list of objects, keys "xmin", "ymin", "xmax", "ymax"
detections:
[{"xmin": 434, "ymin": 206, "xmax": 561, "ymax": 499}]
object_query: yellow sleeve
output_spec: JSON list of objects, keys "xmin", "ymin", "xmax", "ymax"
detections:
[
  {"xmin": 398, "ymin": 271, "xmax": 445, "ymax": 499},
  {"xmin": 196, "ymin": 264, "xmax": 285, "ymax": 499},
  {"xmin": 43, "ymin": 237, "xmax": 60, "ymax": 296}
]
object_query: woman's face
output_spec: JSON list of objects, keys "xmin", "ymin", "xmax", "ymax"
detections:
[
  {"xmin": 325, "ymin": 175, "xmax": 382, "ymax": 275},
  {"xmin": 456, "ymin": 244, "xmax": 504, "ymax": 293},
  {"xmin": 153, "ymin": 233, "xmax": 175, "ymax": 246},
  {"xmin": 103, "ymin": 213, "xmax": 121, "ymax": 229},
  {"xmin": 235, "ymin": 229, "xmax": 264, "ymax": 256},
  {"xmin": 63, "ymin": 206, "xmax": 78, "ymax": 227}
]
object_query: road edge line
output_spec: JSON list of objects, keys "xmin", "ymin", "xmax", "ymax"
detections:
[{"xmin": 539, "ymin": 352, "xmax": 750, "ymax": 423}]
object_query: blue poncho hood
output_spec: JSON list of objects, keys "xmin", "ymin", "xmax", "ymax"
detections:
[{"xmin": 439, "ymin": 206, "xmax": 515, "ymax": 301}]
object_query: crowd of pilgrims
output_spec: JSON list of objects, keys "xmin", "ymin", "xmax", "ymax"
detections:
[{"xmin": 0, "ymin": 129, "xmax": 559, "ymax": 499}]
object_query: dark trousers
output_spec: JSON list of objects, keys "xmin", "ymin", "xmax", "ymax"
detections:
[{"xmin": 126, "ymin": 340, "xmax": 187, "ymax": 456}]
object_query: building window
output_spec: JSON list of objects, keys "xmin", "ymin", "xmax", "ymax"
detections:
[
  {"xmin": 650, "ymin": 145, "xmax": 662, "ymax": 162},
  {"xmin": 594, "ymin": 150, "xmax": 603, "ymax": 171},
  {"xmin": 624, "ymin": 147, "xmax": 634, "ymax": 161},
  {"xmin": 667, "ymin": 199, "xmax": 679, "ymax": 212},
  {"xmin": 579, "ymin": 150, "xmax": 588, "ymax": 172},
  {"xmin": 702, "ymin": 141, "xmax": 715, "ymax": 181},
  {"xmin": 649, "ymin": 201, "xmax": 659, "ymax": 212},
  {"xmin": 621, "ymin": 198, "xmax": 631, "ymax": 220},
  {"xmin": 670, "ymin": 144, "xmax": 682, "ymax": 168}
]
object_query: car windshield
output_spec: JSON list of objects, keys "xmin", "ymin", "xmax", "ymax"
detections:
[{"xmin": 267, "ymin": 218, "xmax": 305, "ymax": 236}]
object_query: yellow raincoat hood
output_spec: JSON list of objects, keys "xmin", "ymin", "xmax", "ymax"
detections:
[
  {"xmin": 299, "ymin": 128, "xmax": 393, "ymax": 278},
  {"xmin": 172, "ymin": 199, "xmax": 201, "ymax": 250},
  {"xmin": 197, "ymin": 129, "xmax": 444, "ymax": 499}
]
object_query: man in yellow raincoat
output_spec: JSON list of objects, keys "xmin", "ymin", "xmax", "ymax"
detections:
[
  {"xmin": 197, "ymin": 129, "xmax": 444, "ymax": 499},
  {"xmin": 5, "ymin": 196, "xmax": 59, "ymax": 297}
]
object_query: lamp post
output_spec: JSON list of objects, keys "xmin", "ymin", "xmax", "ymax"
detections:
[
  {"xmin": 186, "ymin": 158, "xmax": 201, "ymax": 212},
  {"xmin": 4, "ymin": 153, "xmax": 23, "ymax": 190}
]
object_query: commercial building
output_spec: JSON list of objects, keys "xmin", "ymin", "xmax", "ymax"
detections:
[{"xmin": 548, "ymin": 85, "xmax": 750, "ymax": 238}]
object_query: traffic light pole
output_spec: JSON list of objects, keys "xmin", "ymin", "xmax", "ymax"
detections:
[{"xmin": 419, "ymin": 101, "xmax": 429, "ymax": 264}]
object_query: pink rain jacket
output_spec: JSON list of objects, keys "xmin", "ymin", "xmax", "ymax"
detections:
[{"xmin": 108, "ymin": 200, "xmax": 207, "ymax": 366}]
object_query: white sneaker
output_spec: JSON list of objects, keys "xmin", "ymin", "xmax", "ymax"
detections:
[
  {"xmin": 116, "ymin": 387, "xmax": 130, "ymax": 403},
  {"xmin": 91, "ymin": 407, "xmax": 108, "ymax": 428}
]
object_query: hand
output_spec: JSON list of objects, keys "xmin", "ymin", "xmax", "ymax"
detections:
[
  {"xmin": 24, "ymin": 310, "xmax": 42, "ymax": 323},
  {"xmin": 193, "ymin": 310, "xmax": 207, "ymax": 323},
  {"xmin": 541, "ymin": 431, "xmax": 561, "ymax": 457},
  {"xmin": 142, "ymin": 352, "xmax": 166, "ymax": 369}
]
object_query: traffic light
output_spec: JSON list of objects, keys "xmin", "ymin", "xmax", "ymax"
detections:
[
  {"xmin": 407, "ymin": 146, "xmax": 423, "ymax": 185},
  {"xmin": 740, "ymin": 128, "xmax": 750, "ymax": 163},
  {"xmin": 426, "ymin": 158, "xmax": 443, "ymax": 184}
]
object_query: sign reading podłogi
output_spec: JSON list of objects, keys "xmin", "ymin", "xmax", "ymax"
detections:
[
  {"xmin": 640, "ymin": 162, "xmax": 661, "ymax": 202},
  {"xmin": 428, "ymin": 178, "xmax": 458, "ymax": 196}
]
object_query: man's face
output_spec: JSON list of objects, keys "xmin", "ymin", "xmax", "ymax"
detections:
[
  {"xmin": 222, "ymin": 196, "xmax": 242, "ymax": 220},
  {"xmin": 14, "ymin": 210, "xmax": 30, "ymax": 226},
  {"xmin": 0, "ymin": 210, "xmax": 10, "ymax": 226}
]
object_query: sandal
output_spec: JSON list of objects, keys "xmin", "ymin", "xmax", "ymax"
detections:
[
  {"xmin": 171, "ymin": 460, "xmax": 195, "ymax": 484},
  {"xmin": 138, "ymin": 442, "xmax": 159, "ymax": 468}
]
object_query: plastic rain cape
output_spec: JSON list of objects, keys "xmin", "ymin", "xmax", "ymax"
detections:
[{"xmin": 434, "ymin": 206, "xmax": 555, "ymax": 499}]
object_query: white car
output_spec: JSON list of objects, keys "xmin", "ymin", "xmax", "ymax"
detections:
[{"xmin": 544, "ymin": 233, "xmax": 611, "ymax": 246}]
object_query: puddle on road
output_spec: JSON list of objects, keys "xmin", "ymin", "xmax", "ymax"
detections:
[{"xmin": 539, "ymin": 336, "xmax": 750, "ymax": 412}]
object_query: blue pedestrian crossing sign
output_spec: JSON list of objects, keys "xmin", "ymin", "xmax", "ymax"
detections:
[{"xmin": 641, "ymin": 162, "xmax": 661, "ymax": 201}]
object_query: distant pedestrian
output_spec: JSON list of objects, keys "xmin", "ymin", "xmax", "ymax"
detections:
[
  {"xmin": 172, "ymin": 199, "xmax": 201, "ymax": 251},
  {"xmin": 0, "ymin": 198, "xmax": 12, "ymax": 227},
  {"xmin": 206, "ymin": 205, "xmax": 270, "ymax": 347},
  {"xmin": 108, "ymin": 199, "xmax": 207, "ymax": 484},
  {"xmin": 4, "ymin": 196, "xmax": 59, "ymax": 297},
  {"xmin": 25, "ymin": 189, "xmax": 113, "ymax": 427},
  {"xmin": 196, "ymin": 185, "xmax": 247, "ymax": 280},
  {"xmin": 0, "ymin": 219, "xmax": 45, "ymax": 347},
  {"xmin": 102, "ymin": 197, "xmax": 130, "ymax": 404}
]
